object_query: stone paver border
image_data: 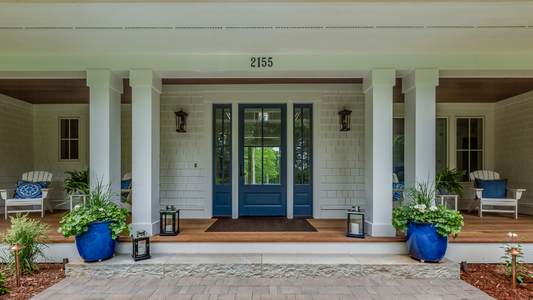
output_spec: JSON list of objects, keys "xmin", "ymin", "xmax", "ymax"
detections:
[{"xmin": 31, "ymin": 277, "xmax": 495, "ymax": 300}]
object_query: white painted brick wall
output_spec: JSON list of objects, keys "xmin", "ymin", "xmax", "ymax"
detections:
[
  {"xmin": 494, "ymin": 92, "xmax": 533, "ymax": 205},
  {"xmin": 320, "ymin": 89, "xmax": 365, "ymax": 208},
  {"xmin": 160, "ymin": 91, "xmax": 204, "ymax": 209},
  {"xmin": 0, "ymin": 95, "xmax": 34, "ymax": 194}
]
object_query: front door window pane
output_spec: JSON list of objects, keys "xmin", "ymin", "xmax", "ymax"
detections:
[
  {"xmin": 244, "ymin": 147, "xmax": 262, "ymax": 184},
  {"xmin": 263, "ymin": 108, "xmax": 281, "ymax": 147},
  {"xmin": 244, "ymin": 108, "xmax": 262, "ymax": 147},
  {"xmin": 264, "ymin": 147, "xmax": 280, "ymax": 184}
]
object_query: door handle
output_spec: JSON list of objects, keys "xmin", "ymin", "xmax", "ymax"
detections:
[{"xmin": 240, "ymin": 164, "xmax": 243, "ymax": 177}]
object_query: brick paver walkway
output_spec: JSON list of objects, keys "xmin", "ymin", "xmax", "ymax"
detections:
[{"xmin": 30, "ymin": 277, "xmax": 495, "ymax": 300}]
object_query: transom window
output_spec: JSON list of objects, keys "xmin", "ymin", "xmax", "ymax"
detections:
[{"xmin": 59, "ymin": 118, "xmax": 79, "ymax": 160}]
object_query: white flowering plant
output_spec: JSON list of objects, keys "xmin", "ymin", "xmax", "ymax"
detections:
[
  {"xmin": 58, "ymin": 179, "xmax": 130, "ymax": 239},
  {"xmin": 392, "ymin": 180, "xmax": 464, "ymax": 238},
  {"xmin": 499, "ymin": 232, "xmax": 532, "ymax": 284}
]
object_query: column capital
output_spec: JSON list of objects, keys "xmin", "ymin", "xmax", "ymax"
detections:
[
  {"xmin": 362, "ymin": 69, "xmax": 396, "ymax": 94},
  {"xmin": 402, "ymin": 69, "xmax": 439, "ymax": 94},
  {"xmin": 86, "ymin": 70, "xmax": 123, "ymax": 94},
  {"xmin": 129, "ymin": 70, "xmax": 162, "ymax": 94}
]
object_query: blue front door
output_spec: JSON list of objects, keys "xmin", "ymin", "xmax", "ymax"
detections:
[{"xmin": 239, "ymin": 104, "xmax": 287, "ymax": 216}]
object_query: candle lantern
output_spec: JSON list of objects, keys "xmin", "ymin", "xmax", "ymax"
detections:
[
  {"xmin": 160, "ymin": 206, "xmax": 180, "ymax": 236},
  {"xmin": 8, "ymin": 242, "xmax": 26, "ymax": 287},
  {"xmin": 338, "ymin": 106, "xmax": 352, "ymax": 132},
  {"xmin": 174, "ymin": 108, "xmax": 188, "ymax": 133},
  {"xmin": 132, "ymin": 230, "xmax": 151, "ymax": 261},
  {"xmin": 347, "ymin": 211, "xmax": 365, "ymax": 238}
]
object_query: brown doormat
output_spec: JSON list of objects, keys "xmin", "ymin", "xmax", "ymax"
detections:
[{"xmin": 205, "ymin": 217, "xmax": 318, "ymax": 232}]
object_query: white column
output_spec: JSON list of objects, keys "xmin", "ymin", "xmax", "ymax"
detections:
[
  {"xmin": 363, "ymin": 69, "xmax": 396, "ymax": 237},
  {"xmin": 130, "ymin": 70, "xmax": 162, "ymax": 236},
  {"xmin": 402, "ymin": 69, "xmax": 439, "ymax": 187},
  {"xmin": 87, "ymin": 70, "xmax": 123, "ymax": 201}
]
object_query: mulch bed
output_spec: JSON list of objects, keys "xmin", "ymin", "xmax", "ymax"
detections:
[
  {"xmin": 1, "ymin": 263, "xmax": 65, "ymax": 300},
  {"xmin": 461, "ymin": 263, "xmax": 533, "ymax": 300}
]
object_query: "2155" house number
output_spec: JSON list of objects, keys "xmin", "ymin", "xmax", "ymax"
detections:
[{"xmin": 251, "ymin": 57, "xmax": 273, "ymax": 68}]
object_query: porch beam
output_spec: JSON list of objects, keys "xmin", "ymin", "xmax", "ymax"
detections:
[
  {"xmin": 363, "ymin": 69, "xmax": 396, "ymax": 237},
  {"xmin": 87, "ymin": 70, "xmax": 123, "ymax": 201},
  {"xmin": 130, "ymin": 70, "xmax": 162, "ymax": 236},
  {"xmin": 402, "ymin": 69, "xmax": 439, "ymax": 188}
]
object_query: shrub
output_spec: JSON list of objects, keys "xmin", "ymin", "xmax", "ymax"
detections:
[
  {"xmin": 1, "ymin": 213, "xmax": 51, "ymax": 275},
  {"xmin": 63, "ymin": 168, "xmax": 90, "ymax": 195},
  {"xmin": 58, "ymin": 179, "xmax": 130, "ymax": 239},
  {"xmin": 0, "ymin": 269, "xmax": 9, "ymax": 295},
  {"xmin": 392, "ymin": 180, "xmax": 464, "ymax": 238}
]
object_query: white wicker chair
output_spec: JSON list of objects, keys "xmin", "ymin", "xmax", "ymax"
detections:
[
  {"xmin": 1, "ymin": 171, "xmax": 53, "ymax": 219},
  {"xmin": 468, "ymin": 170, "xmax": 525, "ymax": 219}
]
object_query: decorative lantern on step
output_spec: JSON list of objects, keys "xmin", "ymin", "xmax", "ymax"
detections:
[
  {"xmin": 160, "ymin": 205, "xmax": 180, "ymax": 236},
  {"xmin": 338, "ymin": 106, "xmax": 352, "ymax": 132},
  {"xmin": 347, "ymin": 210, "xmax": 365, "ymax": 238},
  {"xmin": 132, "ymin": 230, "xmax": 151, "ymax": 261},
  {"xmin": 174, "ymin": 108, "xmax": 188, "ymax": 133}
]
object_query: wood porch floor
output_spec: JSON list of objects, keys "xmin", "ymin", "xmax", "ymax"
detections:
[{"xmin": 1, "ymin": 210, "xmax": 532, "ymax": 244}]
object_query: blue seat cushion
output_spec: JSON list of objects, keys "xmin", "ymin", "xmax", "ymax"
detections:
[
  {"xmin": 393, "ymin": 182, "xmax": 404, "ymax": 201},
  {"xmin": 14, "ymin": 181, "xmax": 49, "ymax": 199},
  {"xmin": 121, "ymin": 179, "xmax": 132, "ymax": 200},
  {"xmin": 475, "ymin": 178, "xmax": 507, "ymax": 199}
]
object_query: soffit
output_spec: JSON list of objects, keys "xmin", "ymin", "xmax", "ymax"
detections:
[{"xmin": 0, "ymin": 3, "xmax": 533, "ymax": 55}]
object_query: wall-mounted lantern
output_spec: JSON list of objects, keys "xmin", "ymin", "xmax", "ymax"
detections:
[
  {"xmin": 338, "ymin": 106, "xmax": 352, "ymax": 132},
  {"xmin": 132, "ymin": 230, "xmax": 151, "ymax": 261},
  {"xmin": 175, "ymin": 108, "xmax": 188, "ymax": 133}
]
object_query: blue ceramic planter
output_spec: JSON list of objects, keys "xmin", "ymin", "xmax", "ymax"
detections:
[
  {"xmin": 405, "ymin": 221, "xmax": 448, "ymax": 262},
  {"xmin": 75, "ymin": 220, "xmax": 118, "ymax": 262}
]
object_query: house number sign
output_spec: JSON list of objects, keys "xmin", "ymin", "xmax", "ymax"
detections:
[{"xmin": 251, "ymin": 57, "xmax": 273, "ymax": 68}]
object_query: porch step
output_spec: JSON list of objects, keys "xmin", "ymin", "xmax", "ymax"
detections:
[{"xmin": 66, "ymin": 253, "xmax": 459, "ymax": 279}]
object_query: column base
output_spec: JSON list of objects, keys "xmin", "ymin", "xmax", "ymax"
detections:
[
  {"xmin": 365, "ymin": 221, "xmax": 396, "ymax": 237},
  {"xmin": 130, "ymin": 221, "xmax": 160, "ymax": 237}
]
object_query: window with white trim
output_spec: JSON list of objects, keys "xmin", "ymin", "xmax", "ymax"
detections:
[
  {"xmin": 456, "ymin": 117, "xmax": 483, "ymax": 181},
  {"xmin": 59, "ymin": 118, "xmax": 80, "ymax": 160}
]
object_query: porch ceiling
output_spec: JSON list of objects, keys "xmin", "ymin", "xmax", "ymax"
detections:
[
  {"xmin": 1, "ymin": 77, "xmax": 533, "ymax": 104},
  {"xmin": 0, "ymin": 2, "xmax": 533, "ymax": 55}
]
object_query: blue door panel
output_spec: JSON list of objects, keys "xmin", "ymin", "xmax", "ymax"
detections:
[
  {"xmin": 293, "ymin": 104, "xmax": 313, "ymax": 217},
  {"xmin": 213, "ymin": 104, "xmax": 232, "ymax": 216},
  {"xmin": 239, "ymin": 104, "xmax": 287, "ymax": 216}
]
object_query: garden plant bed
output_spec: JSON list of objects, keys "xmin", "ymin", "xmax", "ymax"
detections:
[
  {"xmin": 461, "ymin": 263, "xmax": 533, "ymax": 300},
  {"xmin": 1, "ymin": 263, "xmax": 65, "ymax": 300}
]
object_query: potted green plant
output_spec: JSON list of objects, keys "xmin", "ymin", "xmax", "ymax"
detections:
[
  {"xmin": 392, "ymin": 180, "xmax": 464, "ymax": 262},
  {"xmin": 58, "ymin": 179, "xmax": 130, "ymax": 262},
  {"xmin": 435, "ymin": 167, "xmax": 467, "ymax": 196},
  {"xmin": 63, "ymin": 168, "xmax": 90, "ymax": 195}
]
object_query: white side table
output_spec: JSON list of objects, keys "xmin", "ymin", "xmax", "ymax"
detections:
[
  {"xmin": 69, "ymin": 194, "xmax": 86, "ymax": 211},
  {"xmin": 436, "ymin": 195, "xmax": 458, "ymax": 211}
]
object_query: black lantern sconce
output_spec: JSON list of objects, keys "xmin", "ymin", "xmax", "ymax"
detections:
[
  {"xmin": 132, "ymin": 230, "xmax": 151, "ymax": 261},
  {"xmin": 174, "ymin": 108, "xmax": 188, "ymax": 133},
  {"xmin": 347, "ymin": 210, "xmax": 365, "ymax": 238},
  {"xmin": 338, "ymin": 106, "xmax": 352, "ymax": 131},
  {"xmin": 160, "ymin": 205, "xmax": 180, "ymax": 236}
]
